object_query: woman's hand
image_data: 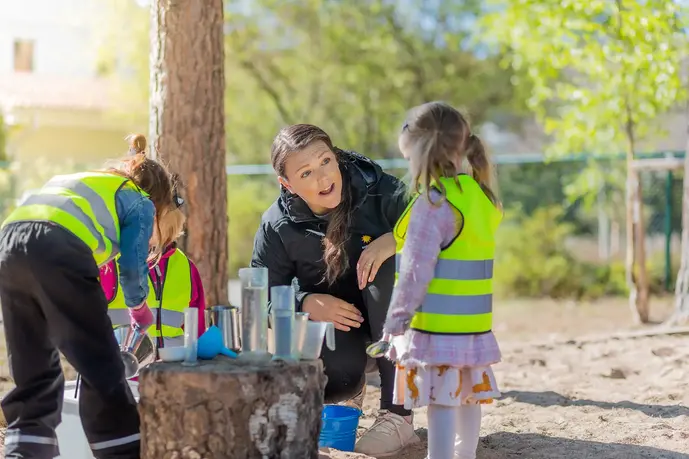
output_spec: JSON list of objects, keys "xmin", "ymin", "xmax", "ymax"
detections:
[
  {"xmin": 357, "ymin": 232, "xmax": 396, "ymax": 289},
  {"xmin": 302, "ymin": 294, "xmax": 364, "ymax": 332}
]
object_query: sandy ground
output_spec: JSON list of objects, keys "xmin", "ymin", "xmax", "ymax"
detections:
[
  {"xmin": 323, "ymin": 297, "xmax": 689, "ymax": 459},
  {"xmin": 2, "ymin": 297, "xmax": 689, "ymax": 458},
  {"xmin": 321, "ymin": 332, "xmax": 689, "ymax": 459}
]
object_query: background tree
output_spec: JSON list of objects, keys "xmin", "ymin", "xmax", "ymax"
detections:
[
  {"xmin": 483, "ymin": 0, "xmax": 688, "ymax": 323},
  {"xmin": 149, "ymin": 0, "xmax": 228, "ymax": 305},
  {"xmin": 671, "ymin": 109, "xmax": 689, "ymax": 325}
]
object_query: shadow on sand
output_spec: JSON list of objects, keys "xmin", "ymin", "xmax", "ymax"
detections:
[
  {"xmin": 399, "ymin": 430, "xmax": 687, "ymax": 459},
  {"xmin": 501, "ymin": 390, "xmax": 689, "ymax": 418}
]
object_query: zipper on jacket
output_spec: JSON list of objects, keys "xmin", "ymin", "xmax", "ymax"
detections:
[{"xmin": 151, "ymin": 264, "xmax": 165, "ymax": 352}]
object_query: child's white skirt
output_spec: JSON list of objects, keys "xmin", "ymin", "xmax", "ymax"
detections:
[{"xmin": 393, "ymin": 364, "xmax": 500, "ymax": 409}]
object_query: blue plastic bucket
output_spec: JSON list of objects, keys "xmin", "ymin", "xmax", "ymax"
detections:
[{"xmin": 318, "ymin": 405, "xmax": 361, "ymax": 451}]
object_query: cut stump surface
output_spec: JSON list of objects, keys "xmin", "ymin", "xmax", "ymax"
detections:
[{"xmin": 139, "ymin": 357, "xmax": 326, "ymax": 459}]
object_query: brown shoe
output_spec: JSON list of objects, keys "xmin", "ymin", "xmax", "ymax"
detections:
[{"xmin": 340, "ymin": 384, "xmax": 366, "ymax": 412}]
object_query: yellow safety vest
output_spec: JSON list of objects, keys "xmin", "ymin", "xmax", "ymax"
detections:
[
  {"xmin": 107, "ymin": 248, "xmax": 192, "ymax": 348},
  {"xmin": 393, "ymin": 175, "xmax": 502, "ymax": 335},
  {"xmin": 2, "ymin": 171, "xmax": 148, "ymax": 267}
]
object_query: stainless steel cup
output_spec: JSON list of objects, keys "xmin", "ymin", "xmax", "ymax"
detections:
[
  {"xmin": 211, "ymin": 305, "xmax": 241, "ymax": 352},
  {"xmin": 113, "ymin": 324, "xmax": 155, "ymax": 379}
]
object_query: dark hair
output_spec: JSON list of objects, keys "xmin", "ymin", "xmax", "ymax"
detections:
[
  {"xmin": 108, "ymin": 134, "xmax": 176, "ymax": 262},
  {"xmin": 400, "ymin": 101, "xmax": 499, "ymax": 206},
  {"xmin": 271, "ymin": 124, "xmax": 353, "ymax": 285}
]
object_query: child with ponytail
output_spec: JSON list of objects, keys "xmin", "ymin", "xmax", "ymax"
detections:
[{"xmin": 382, "ymin": 101, "xmax": 503, "ymax": 459}]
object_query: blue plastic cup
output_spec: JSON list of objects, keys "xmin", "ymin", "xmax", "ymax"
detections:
[{"xmin": 318, "ymin": 405, "xmax": 361, "ymax": 451}]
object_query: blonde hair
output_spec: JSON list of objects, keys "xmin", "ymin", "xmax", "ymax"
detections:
[
  {"xmin": 106, "ymin": 134, "xmax": 177, "ymax": 263},
  {"xmin": 399, "ymin": 101, "xmax": 499, "ymax": 207},
  {"xmin": 151, "ymin": 207, "xmax": 186, "ymax": 254}
]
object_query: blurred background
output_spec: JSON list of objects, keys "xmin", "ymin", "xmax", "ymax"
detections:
[{"xmin": 0, "ymin": 0, "xmax": 687, "ymax": 304}]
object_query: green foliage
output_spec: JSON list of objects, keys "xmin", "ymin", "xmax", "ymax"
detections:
[
  {"xmin": 99, "ymin": 0, "xmax": 523, "ymax": 163},
  {"xmin": 222, "ymin": 0, "xmax": 522, "ymax": 161},
  {"xmin": 495, "ymin": 204, "xmax": 676, "ymax": 299},
  {"xmin": 0, "ymin": 114, "xmax": 7, "ymax": 162},
  {"xmin": 494, "ymin": 206, "xmax": 627, "ymax": 300},
  {"xmin": 227, "ymin": 176, "xmax": 279, "ymax": 275},
  {"xmin": 483, "ymin": 0, "xmax": 688, "ymax": 157}
]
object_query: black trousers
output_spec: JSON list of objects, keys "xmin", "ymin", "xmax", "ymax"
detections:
[
  {"xmin": 321, "ymin": 258, "xmax": 412, "ymax": 416},
  {"xmin": 0, "ymin": 222, "xmax": 140, "ymax": 459}
]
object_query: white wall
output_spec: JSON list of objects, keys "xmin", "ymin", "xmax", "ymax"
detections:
[{"xmin": 0, "ymin": 0, "xmax": 104, "ymax": 77}]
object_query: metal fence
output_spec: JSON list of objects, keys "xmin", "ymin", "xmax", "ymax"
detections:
[{"xmin": 0, "ymin": 151, "xmax": 683, "ymax": 291}]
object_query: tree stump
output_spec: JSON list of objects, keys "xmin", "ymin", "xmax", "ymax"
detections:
[{"xmin": 138, "ymin": 358, "xmax": 326, "ymax": 459}]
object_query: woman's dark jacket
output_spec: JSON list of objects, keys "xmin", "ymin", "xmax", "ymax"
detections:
[{"xmin": 250, "ymin": 150, "xmax": 409, "ymax": 312}]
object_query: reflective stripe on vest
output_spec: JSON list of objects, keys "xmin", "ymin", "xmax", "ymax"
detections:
[
  {"xmin": 393, "ymin": 175, "xmax": 502, "ymax": 335},
  {"xmin": 107, "ymin": 248, "xmax": 192, "ymax": 342},
  {"xmin": 2, "ymin": 172, "xmax": 147, "ymax": 267}
]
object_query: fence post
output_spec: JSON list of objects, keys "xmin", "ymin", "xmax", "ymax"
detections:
[{"xmin": 665, "ymin": 170, "xmax": 674, "ymax": 291}]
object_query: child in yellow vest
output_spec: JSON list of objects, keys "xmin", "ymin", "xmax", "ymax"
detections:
[
  {"xmin": 0, "ymin": 134, "xmax": 177, "ymax": 458},
  {"xmin": 100, "ymin": 176, "xmax": 207, "ymax": 349},
  {"xmin": 382, "ymin": 102, "xmax": 502, "ymax": 459}
]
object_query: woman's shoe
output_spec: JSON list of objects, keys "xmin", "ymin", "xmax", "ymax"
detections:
[
  {"xmin": 354, "ymin": 409, "xmax": 419, "ymax": 457},
  {"xmin": 340, "ymin": 384, "xmax": 366, "ymax": 412}
]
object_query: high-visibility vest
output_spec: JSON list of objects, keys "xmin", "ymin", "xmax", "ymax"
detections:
[
  {"xmin": 2, "ymin": 171, "xmax": 148, "ymax": 267},
  {"xmin": 107, "ymin": 248, "xmax": 192, "ymax": 348},
  {"xmin": 393, "ymin": 175, "xmax": 502, "ymax": 335}
]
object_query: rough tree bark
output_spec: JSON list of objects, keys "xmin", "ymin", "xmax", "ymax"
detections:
[
  {"xmin": 139, "ymin": 359, "xmax": 327, "ymax": 459},
  {"xmin": 149, "ymin": 0, "xmax": 228, "ymax": 305},
  {"xmin": 670, "ymin": 119, "xmax": 689, "ymax": 325}
]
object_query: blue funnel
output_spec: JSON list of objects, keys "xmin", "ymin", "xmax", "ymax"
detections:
[{"xmin": 197, "ymin": 326, "xmax": 238, "ymax": 360}]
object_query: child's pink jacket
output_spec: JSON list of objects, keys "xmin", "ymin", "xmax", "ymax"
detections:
[{"xmin": 100, "ymin": 245, "xmax": 207, "ymax": 337}]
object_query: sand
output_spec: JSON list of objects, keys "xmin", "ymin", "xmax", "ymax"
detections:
[
  {"xmin": 324, "ymin": 331, "xmax": 689, "ymax": 459},
  {"xmin": 2, "ymin": 298, "xmax": 689, "ymax": 458},
  {"xmin": 323, "ymin": 298, "xmax": 689, "ymax": 459}
]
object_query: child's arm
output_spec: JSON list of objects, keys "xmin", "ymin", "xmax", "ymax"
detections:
[
  {"xmin": 189, "ymin": 259, "xmax": 207, "ymax": 337},
  {"xmin": 115, "ymin": 189, "xmax": 155, "ymax": 307},
  {"xmin": 383, "ymin": 192, "xmax": 459, "ymax": 335}
]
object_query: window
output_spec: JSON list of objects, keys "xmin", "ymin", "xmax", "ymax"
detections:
[{"xmin": 13, "ymin": 40, "xmax": 35, "ymax": 73}]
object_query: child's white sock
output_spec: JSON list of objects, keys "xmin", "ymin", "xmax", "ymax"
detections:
[
  {"xmin": 427, "ymin": 404, "xmax": 457, "ymax": 459},
  {"xmin": 454, "ymin": 404, "xmax": 481, "ymax": 459}
]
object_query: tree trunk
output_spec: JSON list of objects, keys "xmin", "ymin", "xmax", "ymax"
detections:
[
  {"xmin": 149, "ymin": 0, "xmax": 228, "ymax": 306},
  {"xmin": 670, "ymin": 120, "xmax": 689, "ymax": 325},
  {"xmin": 633, "ymin": 170, "xmax": 650, "ymax": 322},
  {"xmin": 139, "ymin": 358, "xmax": 327, "ymax": 459},
  {"xmin": 624, "ymin": 104, "xmax": 650, "ymax": 324}
]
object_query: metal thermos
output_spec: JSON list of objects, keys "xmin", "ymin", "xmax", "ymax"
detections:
[{"xmin": 211, "ymin": 305, "xmax": 241, "ymax": 352}]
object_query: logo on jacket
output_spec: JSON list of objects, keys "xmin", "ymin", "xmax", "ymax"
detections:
[{"xmin": 361, "ymin": 235, "xmax": 372, "ymax": 249}]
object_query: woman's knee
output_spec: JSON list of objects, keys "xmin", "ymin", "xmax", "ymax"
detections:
[
  {"xmin": 324, "ymin": 366, "xmax": 366, "ymax": 403},
  {"xmin": 322, "ymin": 344, "xmax": 367, "ymax": 403}
]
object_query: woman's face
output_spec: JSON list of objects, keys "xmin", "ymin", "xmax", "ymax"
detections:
[{"xmin": 279, "ymin": 140, "xmax": 343, "ymax": 215}]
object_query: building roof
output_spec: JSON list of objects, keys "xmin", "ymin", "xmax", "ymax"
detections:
[{"xmin": 0, "ymin": 73, "xmax": 114, "ymax": 111}]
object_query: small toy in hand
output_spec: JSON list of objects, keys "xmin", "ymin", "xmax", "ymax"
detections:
[{"xmin": 366, "ymin": 334, "xmax": 391, "ymax": 359}]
